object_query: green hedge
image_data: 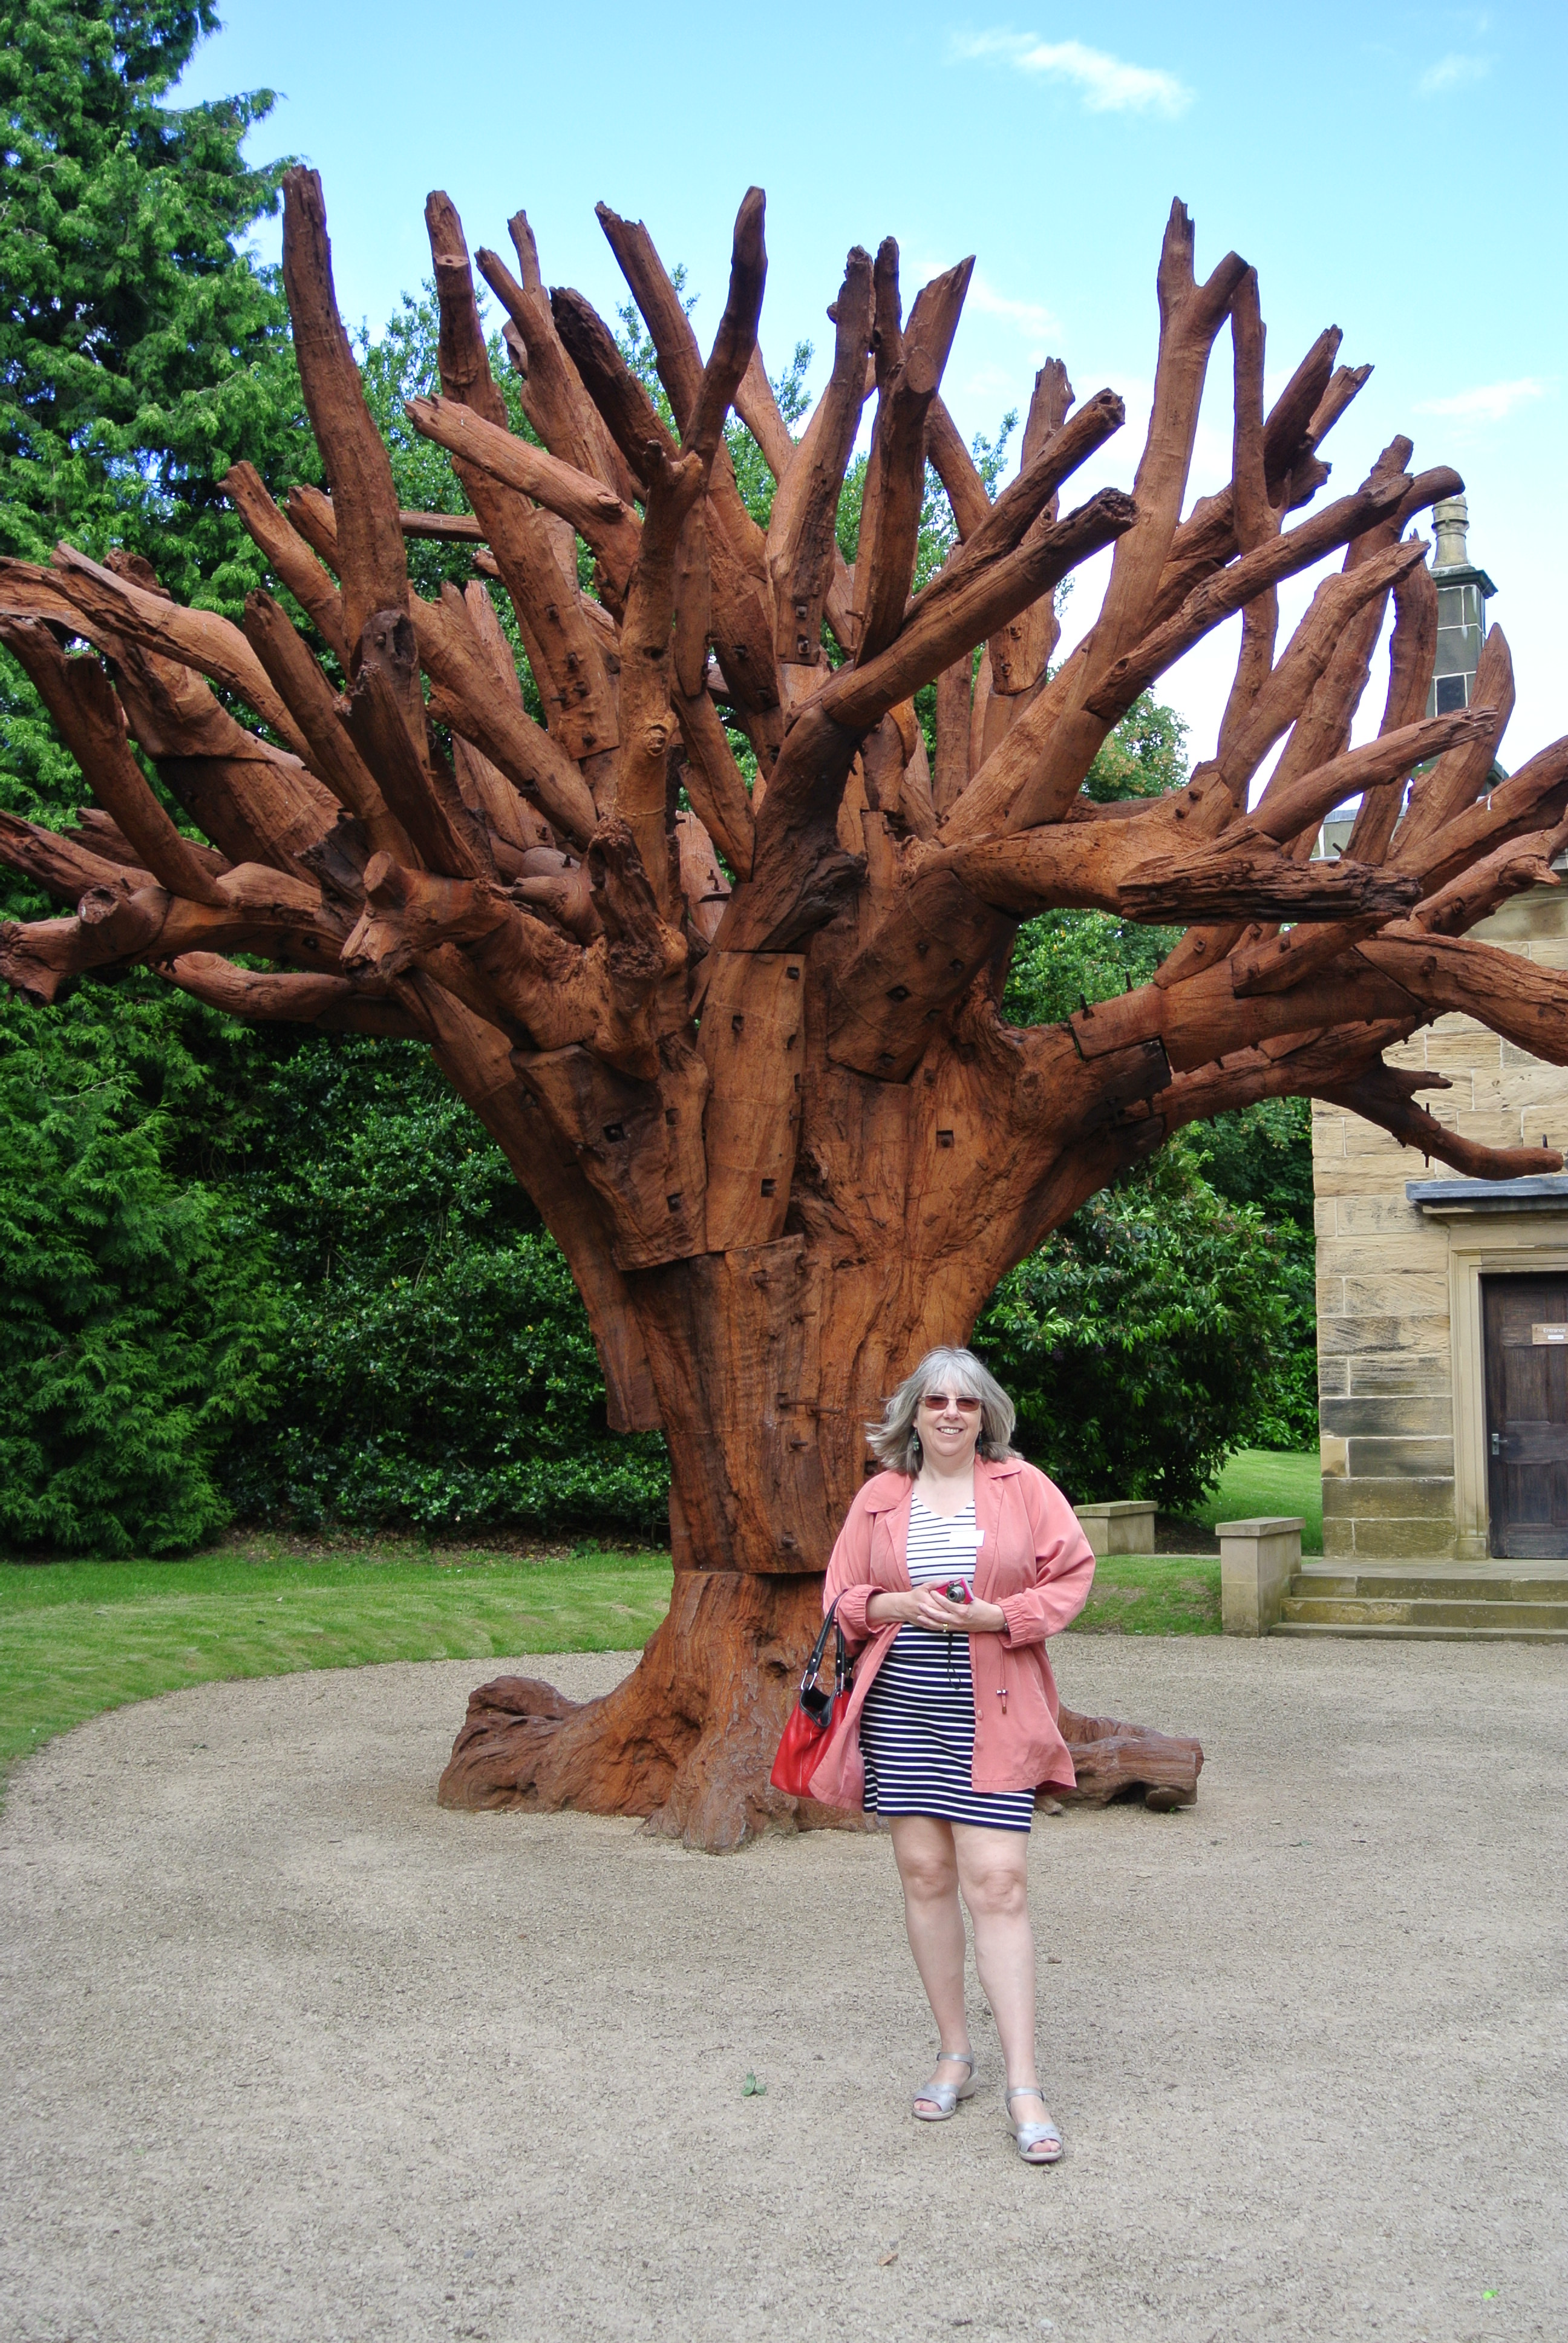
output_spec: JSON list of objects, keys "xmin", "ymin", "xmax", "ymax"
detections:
[
  {"xmin": 0, "ymin": 992, "xmax": 278, "ymax": 1554},
  {"xmin": 218, "ymin": 1034, "xmax": 670, "ymax": 1538}
]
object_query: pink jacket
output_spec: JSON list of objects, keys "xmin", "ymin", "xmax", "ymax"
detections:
[{"xmin": 809, "ymin": 1454, "xmax": 1096, "ymax": 1810}]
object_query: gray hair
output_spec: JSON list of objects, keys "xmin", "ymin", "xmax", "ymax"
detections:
[{"xmin": 865, "ymin": 1346, "xmax": 1018, "ymax": 1475}]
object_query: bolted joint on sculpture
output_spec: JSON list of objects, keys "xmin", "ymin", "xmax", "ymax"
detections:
[{"xmin": 4, "ymin": 172, "xmax": 1566, "ymax": 1847}]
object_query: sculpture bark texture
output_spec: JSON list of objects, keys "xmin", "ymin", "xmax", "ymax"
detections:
[{"xmin": 5, "ymin": 177, "xmax": 1564, "ymax": 1847}]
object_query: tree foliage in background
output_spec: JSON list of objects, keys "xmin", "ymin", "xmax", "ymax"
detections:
[
  {"xmin": 0, "ymin": 0, "xmax": 306, "ymax": 609},
  {"xmin": 973, "ymin": 1136, "xmax": 1292, "ymax": 1515},
  {"xmin": 0, "ymin": 988, "xmax": 278, "ymax": 1553},
  {"xmin": 0, "ymin": 0, "xmax": 311, "ymax": 913},
  {"xmin": 1192, "ymin": 1095, "xmax": 1317, "ymax": 1448},
  {"xmin": 220, "ymin": 1038, "xmax": 669, "ymax": 1535}
]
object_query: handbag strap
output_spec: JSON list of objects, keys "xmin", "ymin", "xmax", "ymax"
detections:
[{"xmin": 803, "ymin": 1596, "xmax": 846, "ymax": 1694}]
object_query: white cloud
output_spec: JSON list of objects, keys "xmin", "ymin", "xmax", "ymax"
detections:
[
  {"xmin": 965, "ymin": 269, "xmax": 1061, "ymax": 342},
  {"xmin": 1417, "ymin": 51, "xmax": 1491, "ymax": 95},
  {"xmin": 953, "ymin": 28, "xmax": 1193, "ymax": 117},
  {"xmin": 1416, "ymin": 378, "xmax": 1546, "ymax": 424}
]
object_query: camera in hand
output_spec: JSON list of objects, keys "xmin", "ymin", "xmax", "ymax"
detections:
[{"xmin": 939, "ymin": 1577, "xmax": 975, "ymax": 1604}]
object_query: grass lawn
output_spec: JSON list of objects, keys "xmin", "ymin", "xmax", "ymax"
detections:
[
  {"xmin": 1069, "ymin": 1449, "xmax": 1321, "ymax": 1633},
  {"xmin": 0, "ymin": 1535, "xmax": 674, "ymax": 1791},
  {"xmin": 1, "ymin": 1468, "xmax": 1319, "ymax": 1787},
  {"xmin": 1196, "ymin": 1448, "xmax": 1323, "ymax": 1553},
  {"xmin": 1073, "ymin": 1554, "xmax": 1220, "ymax": 1635}
]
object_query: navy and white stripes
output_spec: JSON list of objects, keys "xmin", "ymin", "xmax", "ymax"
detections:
[{"xmin": 859, "ymin": 1496, "xmax": 1034, "ymax": 1834}]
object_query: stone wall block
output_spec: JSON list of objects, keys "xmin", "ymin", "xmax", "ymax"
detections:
[
  {"xmin": 1476, "ymin": 894, "xmax": 1568, "ymax": 942},
  {"xmin": 1489, "ymin": 1069, "xmax": 1568, "ymax": 1112},
  {"xmin": 1455, "ymin": 1112, "xmax": 1538, "ymax": 1149},
  {"xmin": 1320, "ymin": 1395, "xmax": 1454, "ymax": 1438},
  {"xmin": 1352, "ymin": 1515, "xmax": 1461, "ymax": 1560},
  {"xmin": 1344, "ymin": 1118, "xmax": 1427, "ymax": 1158},
  {"xmin": 1333, "ymin": 1196, "xmax": 1437, "ymax": 1236},
  {"xmin": 1344, "ymin": 1434, "xmax": 1456, "ymax": 1478},
  {"xmin": 1422, "ymin": 1032, "xmax": 1510, "ymax": 1070},
  {"xmin": 1320, "ymin": 1237, "xmax": 1451, "ymax": 1274},
  {"xmin": 1313, "ymin": 1158, "xmax": 1430, "ymax": 1199},
  {"xmin": 1318, "ymin": 1313, "xmax": 1448, "ymax": 1357},
  {"xmin": 1349, "ymin": 1353, "xmax": 1453, "ymax": 1395},
  {"xmin": 1322, "ymin": 1475, "xmax": 1456, "ymax": 1521},
  {"xmin": 1342, "ymin": 1273, "xmax": 1449, "ymax": 1317}
]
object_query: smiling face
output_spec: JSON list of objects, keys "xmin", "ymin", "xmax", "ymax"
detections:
[{"xmin": 915, "ymin": 1378, "xmax": 984, "ymax": 1473}]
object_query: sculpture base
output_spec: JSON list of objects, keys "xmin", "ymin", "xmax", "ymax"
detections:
[{"xmin": 438, "ymin": 1571, "xmax": 1205, "ymax": 1846}]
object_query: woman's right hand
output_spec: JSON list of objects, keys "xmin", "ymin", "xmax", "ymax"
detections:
[{"xmin": 864, "ymin": 1589, "xmax": 924, "ymax": 1627}]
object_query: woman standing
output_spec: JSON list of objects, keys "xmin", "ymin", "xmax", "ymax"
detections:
[{"xmin": 810, "ymin": 1348, "xmax": 1094, "ymax": 2164}]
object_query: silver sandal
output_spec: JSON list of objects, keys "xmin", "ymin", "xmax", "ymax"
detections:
[
  {"xmin": 912, "ymin": 2050, "xmax": 979, "ymax": 2121},
  {"xmin": 1006, "ymin": 2086, "xmax": 1063, "ymax": 2163}
]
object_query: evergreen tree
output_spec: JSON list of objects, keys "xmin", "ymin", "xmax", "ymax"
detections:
[{"xmin": 0, "ymin": 0, "xmax": 306, "ymax": 624}]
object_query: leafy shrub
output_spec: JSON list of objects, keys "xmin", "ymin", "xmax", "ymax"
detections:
[
  {"xmin": 973, "ymin": 1138, "xmax": 1294, "ymax": 1513},
  {"xmin": 1187, "ymin": 1096, "xmax": 1318, "ymax": 1449}
]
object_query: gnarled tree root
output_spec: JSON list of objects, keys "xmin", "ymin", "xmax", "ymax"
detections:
[
  {"xmin": 439, "ymin": 1568, "xmax": 1204, "ymax": 1846},
  {"xmin": 1056, "ymin": 1705, "xmax": 1204, "ymax": 1811},
  {"xmin": 437, "ymin": 1568, "xmax": 863, "ymax": 1851}
]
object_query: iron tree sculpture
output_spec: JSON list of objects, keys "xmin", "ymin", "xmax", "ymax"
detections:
[{"xmin": 3, "ymin": 172, "xmax": 1564, "ymax": 1846}]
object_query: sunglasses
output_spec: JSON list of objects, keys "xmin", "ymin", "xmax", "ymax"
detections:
[{"xmin": 921, "ymin": 1394, "xmax": 981, "ymax": 1412}]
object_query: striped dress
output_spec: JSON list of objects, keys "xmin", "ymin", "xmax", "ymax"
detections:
[{"xmin": 858, "ymin": 1495, "xmax": 1034, "ymax": 1833}]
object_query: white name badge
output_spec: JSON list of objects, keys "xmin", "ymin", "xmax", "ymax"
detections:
[{"xmin": 948, "ymin": 1526, "xmax": 984, "ymax": 1550}]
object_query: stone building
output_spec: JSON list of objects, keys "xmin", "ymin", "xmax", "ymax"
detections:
[{"xmin": 1313, "ymin": 501, "xmax": 1568, "ymax": 1563}]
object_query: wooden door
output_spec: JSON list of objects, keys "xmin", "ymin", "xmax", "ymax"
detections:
[{"xmin": 1483, "ymin": 1273, "xmax": 1568, "ymax": 1558}]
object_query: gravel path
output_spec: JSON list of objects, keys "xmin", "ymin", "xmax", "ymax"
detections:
[{"xmin": 1, "ymin": 1637, "xmax": 1563, "ymax": 2343}]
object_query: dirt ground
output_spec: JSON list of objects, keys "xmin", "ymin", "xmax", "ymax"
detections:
[{"xmin": 1, "ymin": 1636, "xmax": 1563, "ymax": 2343}]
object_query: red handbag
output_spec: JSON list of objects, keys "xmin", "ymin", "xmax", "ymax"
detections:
[{"xmin": 770, "ymin": 1599, "xmax": 854, "ymax": 1797}]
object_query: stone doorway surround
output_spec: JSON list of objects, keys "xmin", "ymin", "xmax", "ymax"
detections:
[{"xmin": 1407, "ymin": 1189, "xmax": 1568, "ymax": 1558}]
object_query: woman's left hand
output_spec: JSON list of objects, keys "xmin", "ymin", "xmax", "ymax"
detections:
[{"xmin": 912, "ymin": 1588, "xmax": 1008, "ymax": 1636}]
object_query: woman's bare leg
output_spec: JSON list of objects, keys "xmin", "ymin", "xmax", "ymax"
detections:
[
  {"xmin": 889, "ymin": 1815, "xmax": 973, "ymax": 2108},
  {"xmin": 952, "ymin": 1823, "xmax": 1050, "ymax": 2125}
]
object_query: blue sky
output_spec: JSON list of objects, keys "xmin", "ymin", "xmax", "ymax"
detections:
[{"xmin": 180, "ymin": 2, "xmax": 1567, "ymax": 775}]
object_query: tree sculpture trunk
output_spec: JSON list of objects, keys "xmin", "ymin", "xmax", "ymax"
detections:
[{"xmin": 4, "ymin": 171, "xmax": 1564, "ymax": 1844}]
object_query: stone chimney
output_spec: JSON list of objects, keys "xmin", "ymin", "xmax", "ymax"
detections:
[{"xmin": 1428, "ymin": 495, "xmax": 1497, "ymax": 715}]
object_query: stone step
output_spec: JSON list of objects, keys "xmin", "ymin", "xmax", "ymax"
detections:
[
  {"xmin": 1280, "ymin": 1593, "xmax": 1568, "ymax": 1632},
  {"xmin": 1273, "ymin": 1619, "xmax": 1568, "ymax": 1643},
  {"xmin": 1291, "ymin": 1570, "xmax": 1568, "ymax": 1604}
]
